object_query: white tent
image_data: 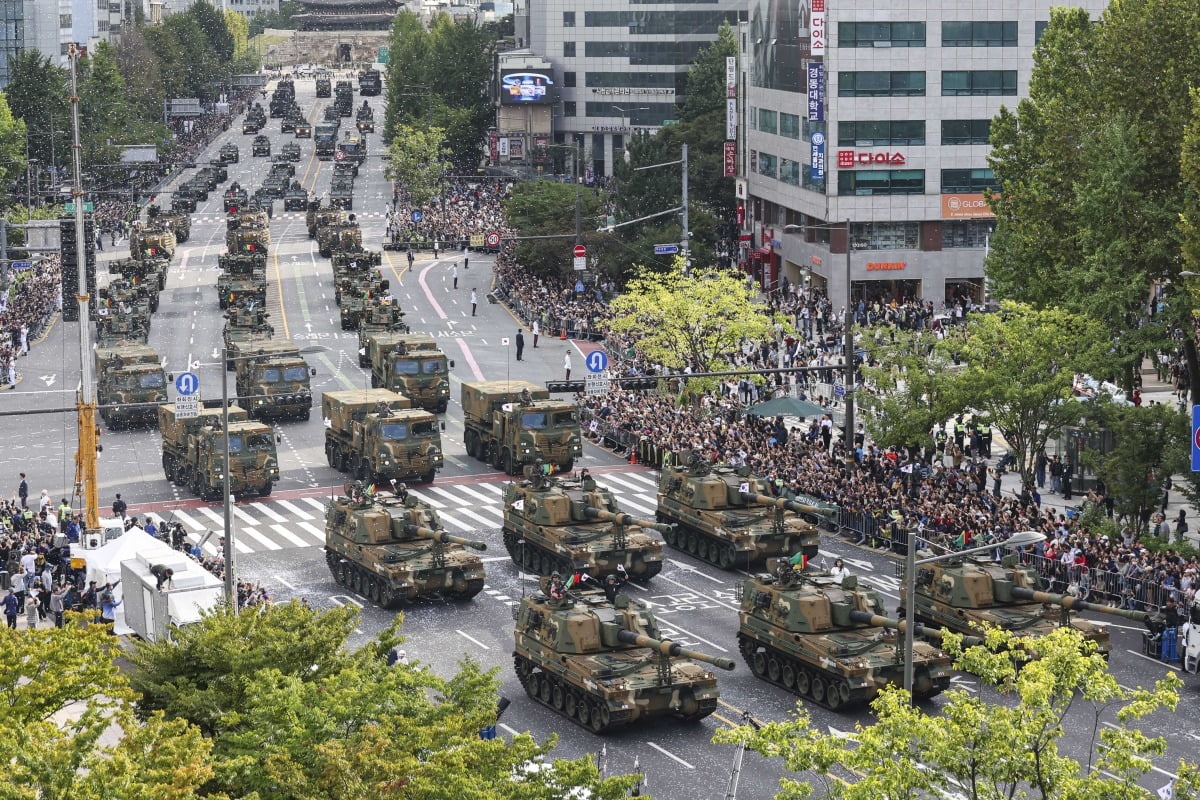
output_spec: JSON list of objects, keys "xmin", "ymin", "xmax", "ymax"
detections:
[{"xmin": 72, "ymin": 529, "xmax": 177, "ymax": 594}]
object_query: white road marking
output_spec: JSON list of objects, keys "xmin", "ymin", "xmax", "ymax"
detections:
[
  {"xmin": 656, "ymin": 574, "xmax": 740, "ymax": 612},
  {"xmin": 300, "ymin": 497, "xmax": 329, "ymax": 514},
  {"xmin": 456, "ymin": 629, "xmax": 489, "ymax": 649},
  {"xmin": 1124, "ymin": 650, "xmax": 1181, "ymax": 671},
  {"xmin": 235, "ymin": 526, "xmax": 281, "ymax": 550},
  {"xmin": 666, "ymin": 558, "xmax": 725, "ymax": 584},
  {"xmin": 298, "ymin": 521, "xmax": 326, "ymax": 542},
  {"xmin": 273, "ymin": 575, "xmax": 298, "ymax": 590},
  {"xmin": 274, "ymin": 499, "xmax": 315, "ymax": 520},
  {"xmin": 646, "ymin": 742, "xmax": 694, "ymax": 769},
  {"xmin": 271, "ymin": 524, "xmax": 311, "ymax": 548},
  {"xmin": 251, "ymin": 502, "xmax": 288, "ymax": 522}
]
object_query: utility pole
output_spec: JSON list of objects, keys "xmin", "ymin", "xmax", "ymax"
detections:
[
  {"xmin": 842, "ymin": 218, "xmax": 855, "ymax": 458},
  {"xmin": 680, "ymin": 143, "xmax": 688, "ymax": 265}
]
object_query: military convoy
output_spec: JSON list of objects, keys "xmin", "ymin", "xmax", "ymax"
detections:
[
  {"xmin": 158, "ymin": 402, "xmax": 280, "ymax": 500},
  {"xmin": 356, "ymin": 299, "xmax": 408, "ymax": 366},
  {"xmin": 130, "ymin": 224, "xmax": 177, "ymax": 262},
  {"xmin": 109, "ymin": 256, "xmax": 167, "ymax": 293},
  {"xmin": 738, "ymin": 563, "xmax": 957, "ymax": 709},
  {"xmin": 324, "ymin": 482, "xmax": 487, "ymax": 607},
  {"xmin": 322, "ymin": 389, "xmax": 443, "ymax": 484},
  {"xmin": 226, "ymin": 209, "xmax": 271, "ymax": 254},
  {"xmin": 232, "ymin": 340, "xmax": 314, "ymax": 421},
  {"xmin": 367, "ymin": 332, "xmax": 453, "ymax": 412},
  {"xmin": 252, "ymin": 135, "xmax": 271, "ymax": 157},
  {"xmin": 513, "ymin": 586, "xmax": 734, "ymax": 732},
  {"xmin": 147, "ymin": 205, "xmax": 190, "ymax": 243},
  {"xmin": 216, "ymin": 253, "xmax": 267, "ymax": 310},
  {"xmin": 222, "ymin": 304, "xmax": 274, "ymax": 366},
  {"xmin": 501, "ymin": 468, "xmax": 667, "ymax": 579},
  {"xmin": 94, "ymin": 344, "xmax": 166, "ymax": 429},
  {"xmin": 656, "ymin": 455, "xmax": 830, "ymax": 569},
  {"xmin": 462, "ymin": 380, "xmax": 583, "ymax": 473},
  {"xmin": 898, "ymin": 554, "xmax": 1151, "ymax": 658}
]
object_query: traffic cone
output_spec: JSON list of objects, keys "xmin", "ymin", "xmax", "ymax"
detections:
[
  {"xmin": 560, "ymin": 327, "xmax": 567, "ymax": 340},
  {"xmin": 629, "ymin": 449, "xmax": 637, "ymax": 465}
]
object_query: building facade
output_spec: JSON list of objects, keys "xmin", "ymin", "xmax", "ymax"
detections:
[
  {"xmin": 525, "ymin": 0, "xmax": 743, "ymax": 178},
  {"xmin": 1, "ymin": 0, "xmax": 132, "ymax": 89},
  {"xmin": 739, "ymin": 0, "xmax": 1107, "ymax": 308}
]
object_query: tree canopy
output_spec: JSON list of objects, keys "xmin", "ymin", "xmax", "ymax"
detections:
[
  {"xmin": 385, "ymin": 123, "xmax": 452, "ymax": 209},
  {"xmin": 502, "ymin": 181, "xmax": 610, "ymax": 277}
]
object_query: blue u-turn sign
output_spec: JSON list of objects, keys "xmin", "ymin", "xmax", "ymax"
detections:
[
  {"xmin": 175, "ymin": 371, "xmax": 200, "ymax": 396},
  {"xmin": 585, "ymin": 350, "xmax": 608, "ymax": 373}
]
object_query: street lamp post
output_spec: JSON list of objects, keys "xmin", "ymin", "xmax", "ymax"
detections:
[{"xmin": 902, "ymin": 529, "xmax": 1046, "ymax": 697}]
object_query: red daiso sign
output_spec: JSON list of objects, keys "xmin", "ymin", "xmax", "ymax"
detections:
[{"xmin": 836, "ymin": 150, "xmax": 906, "ymax": 169}]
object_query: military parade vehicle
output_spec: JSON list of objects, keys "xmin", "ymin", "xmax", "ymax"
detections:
[
  {"xmin": 219, "ymin": 143, "xmax": 240, "ymax": 163},
  {"xmin": 281, "ymin": 142, "xmax": 302, "ymax": 162},
  {"xmin": 358, "ymin": 68, "xmax": 382, "ymax": 96},
  {"xmin": 656, "ymin": 454, "xmax": 832, "ymax": 569},
  {"xmin": 898, "ymin": 553, "xmax": 1151, "ymax": 659},
  {"xmin": 334, "ymin": 81, "xmax": 354, "ymax": 115},
  {"xmin": 737, "ymin": 563, "xmax": 958, "ymax": 709},
  {"xmin": 462, "ymin": 380, "xmax": 583, "ymax": 473},
  {"xmin": 335, "ymin": 132, "xmax": 367, "ymax": 167},
  {"xmin": 176, "ymin": 177, "xmax": 208, "ymax": 205},
  {"xmin": 130, "ymin": 224, "xmax": 177, "ymax": 262},
  {"xmin": 99, "ymin": 276, "xmax": 156, "ymax": 318},
  {"xmin": 171, "ymin": 194, "xmax": 197, "ymax": 214},
  {"xmin": 367, "ymin": 332, "xmax": 453, "ymax": 412},
  {"xmin": 502, "ymin": 467, "xmax": 667, "ymax": 579},
  {"xmin": 331, "ymin": 247, "xmax": 381, "ymax": 284},
  {"xmin": 216, "ymin": 252, "xmax": 268, "ymax": 310},
  {"xmin": 306, "ymin": 203, "xmax": 347, "ymax": 238},
  {"xmin": 95, "ymin": 313, "xmax": 148, "ymax": 346},
  {"xmin": 147, "ymin": 205, "xmax": 191, "ymax": 243},
  {"xmin": 233, "ymin": 340, "xmax": 315, "ymax": 421},
  {"xmin": 513, "ymin": 585, "xmax": 734, "ymax": 733},
  {"xmin": 323, "ymin": 389, "xmax": 443, "ymax": 484},
  {"xmin": 269, "ymin": 158, "xmax": 296, "ymax": 178},
  {"xmin": 330, "ymin": 171, "xmax": 355, "ymax": 210},
  {"xmin": 226, "ymin": 209, "xmax": 271, "ymax": 254},
  {"xmin": 280, "ymin": 111, "xmax": 301, "ymax": 134},
  {"xmin": 355, "ymin": 103, "xmax": 374, "ymax": 134},
  {"xmin": 242, "ymin": 117, "xmax": 262, "ymax": 135},
  {"xmin": 222, "ymin": 304, "xmax": 274, "ymax": 367},
  {"xmin": 294, "ymin": 120, "xmax": 312, "ymax": 138},
  {"xmin": 323, "ymin": 105, "xmax": 341, "ymax": 124},
  {"xmin": 223, "ymin": 183, "xmax": 249, "ymax": 213},
  {"xmin": 324, "ymin": 482, "xmax": 487, "ymax": 607},
  {"xmin": 157, "ymin": 402, "xmax": 279, "ymax": 500},
  {"xmin": 317, "ymin": 219, "xmax": 363, "ymax": 257},
  {"xmin": 315, "ymin": 124, "xmax": 338, "ymax": 159},
  {"xmin": 94, "ymin": 344, "xmax": 166, "ymax": 429},
  {"xmin": 357, "ymin": 299, "xmax": 409, "ymax": 366},
  {"xmin": 269, "ymin": 80, "xmax": 295, "ymax": 117},
  {"xmin": 283, "ymin": 182, "xmax": 309, "ymax": 211},
  {"xmin": 252, "ymin": 135, "xmax": 271, "ymax": 157},
  {"xmin": 206, "ymin": 159, "xmax": 230, "ymax": 184},
  {"xmin": 108, "ymin": 256, "xmax": 167, "ymax": 294},
  {"xmin": 316, "ymin": 76, "xmax": 331, "ymax": 97},
  {"xmin": 194, "ymin": 165, "xmax": 226, "ymax": 191},
  {"xmin": 337, "ymin": 274, "xmax": 388, "ymax": 331}
]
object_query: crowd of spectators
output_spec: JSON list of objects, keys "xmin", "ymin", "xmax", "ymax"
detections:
[
  {"xmin": 1, "ymin": 255, "xmax": 62, "ymax": 390},
  {"xmin": 386, "ymin": 179, "xmax": 515, "ymax": 251}
]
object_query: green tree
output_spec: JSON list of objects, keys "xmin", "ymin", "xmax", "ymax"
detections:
[
  {"xmin": 128, "ymin": 602, "xmax": 639, "ymax": 800},
  {"xmin": 715, "ymin": 626, "xmax": 1200, "ymax": 800},
  {"xmin": 3, "ymin": 51, "xmax": 69, "ymax": 171},
  {"xmin": 189, "ymin": 0, "xmax": 235, "ymax": 68},
  {"xmin": 112, "ymin": 24, "xmax": 168, "ymax": 126},
  {"xmin": 679, "ymin": 21, "xmax": 736, "ymax": 123},
  {"xmin": 936, "ymin": 302, "xmax": 1108, "ymax": 487},
  {"xmin": 608, "ymin": 258, "xmax": 789, "ymax": 375},
  {"xmin": 858, "ymin": 329, "xmax": 960, "ymax": 452},
  {"xmin": 0, "ymin": 618, "xmax": 215, "ymax": 800},
  {"xmin": 502, "ymin": 180, "xmax": 609, "ymax": 277},
  {"xmin": 0, "ymin": 92, "xmax": 27, "ymax": 203},
  {"xmin": 385, "ymin": 123, "xmax": 451, "ymax": 209},
  {"xmin": 79, "ymin": 44, "xmax": 134, "ymax": 166},
  {"xmin": 224, "ymin": 9, "xmax": 261, "ymax": 74}
]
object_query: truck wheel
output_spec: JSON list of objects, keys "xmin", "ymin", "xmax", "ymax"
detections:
[
  {"xmin": 370, "ymin": 374, "xmax": 380, "ymax": 389},
  {"xmin": 559, "ymin": 459, "xmax": 574, "ymax": 473},
  {"xmin": 436, "ymin": 400, "xmax": 448, "ymax": 413},
  {"xmin": 259, "ymin": 481, "xmax": 273, "ymax": 497},
  {"xmin": 421, "ymin": 470, "xmax": 436, "ymax": 484},
  {"xmin": 299, "ymin": 410, "xmax": 310, "ymax": 422},
  {"xmin": 490, "ymin": 444, "xmax": 503, "ymax": 471},
  {"xmin": 502, "ymin": 448, "xmax": 515, "ymax": 475},
  {"xmin": 463, "ymin": 430, "xmax": 477, "ymax": 459},
  {"xmin": 325, "ymin": 442, "xmax": 335, "ymax": 467}
]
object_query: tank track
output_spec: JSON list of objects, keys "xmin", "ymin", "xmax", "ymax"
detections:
[
  {"xmin": 659, "ymin": 517, "xmax": 756, "ymax": 570},
  {"xmin": 503, "ymin": 530, "xmax": 662, "ymax": 581},
  {"xmin": 326, "ymin": 550, "xmax": 481, "ymax": 608},
  {"xmin": 738, "ymin": 633, "xmax": 877, "ymax": 711}
]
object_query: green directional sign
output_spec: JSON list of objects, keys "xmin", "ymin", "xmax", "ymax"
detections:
[
  {"xmin": 377, "ymin": 46, "xmax": 390, "ymax": 64},
  {"xmin": 63, "ymin": 202, "xmax": 94, "ymax": 213}
]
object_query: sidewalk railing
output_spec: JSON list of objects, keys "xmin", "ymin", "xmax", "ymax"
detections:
[{"xmin": 493, "ymin": 285, "xmax": 606, "ymax": 342}]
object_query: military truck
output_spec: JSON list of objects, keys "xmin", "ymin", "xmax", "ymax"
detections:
[
  {"xmin": 335, "ymin": 133, "xmax": 366, "ymax": 166},
  {"xmin": 462, "ymin": 380, "xmax": 583, "ymax": 474},
  {"xmin": 147, "ymin": 205, "xmax": 190, "ymax": 243},
  {"xmin": 252, "ymin": 135, "xmax": 271, "ymax": 157},
  {"xmin": 357, "ymin": 300, "xmax": 408, "ymax": 366},
  {"xmin": 318, "ymin": 221, "xmax": 363, "ymax": 258},
  {"xmin": 281, "ymin": 142, "xmax": 302, "ymax": 162},
  {"xmin": 99, "ymin": 276, "xmax": 156, "ymax": 317},
  {"xmin": 513, "ymin": 586, "xmax": 734, "ymax": 732},
  {"xmin": 226, "ymin": 209, "xmax": 271, "ymax": 254},
  {"xmin": 316, "ymin": 76, "xmax": 331, "ymax": 97},
  {"xmin": 898, "ymin": 553, "xmax": 1151, "ymax": 659},
  {"xmin": 219, "ymin": 143, "xmax": 240, "ymax": 163},
  {"xmin": 358, "ymin": 69, "xmax": 382, "ymax": 96},
  {"xmin": 295, "ymin": 121, "xmax": 312, "ymax": 138},
  {"xmin": 338, "ymin": 275, "xmax": 388, "ymax": 331},
  {"xmin": 283, "ymin": 182, "xmax": 309, "ymax": 211},
  {"xmin": 656, "ymin": 454, "xmax": 833, "ymax": 569},
  {"xmin": 323, "ymin": 389, "xmax": 443, "ymax": 484},
  {"xmin": 233, "ymin": 340, "xmax": 315, "ymax": 421},
  {"xmin": 306, "ymin": 203, "xmax": 347, "ymax": 238},
  {"xmin": 216, "ymin": 253, "xmax": 268, "ymax": 309},
  {"xmin": 171, "ymin": 195, "xmax": 197, "ymax": 214},
  {"xmin": 738, "ymin": 564, "xmax": 956, "ymax": 709},
  {"xmin": 331, "ymin": 248, "xmax": 381, "ymax": 284},
  {"xmin": 96, "ymin": 313, "xmax": 149, "ymax": 346},
  {"xmin": 176, "ymin": 178, "xmax": 208, "ymax": 205},
  {"xmin": 94, "ymin": 344, "xmax": 166, "ymax": 429},
  {"xmin": 329, "ymin": 173, "xmax": 354, "ymax": 210},
  {"xmin": 109, "ymin": 256, "xmax": 167, "ymax": 294},
  {"xmin": 223, "ymin": 182, "xmax": 249, "ymax": 213},
  {"xmin": 324, "ymin": 483, "xmax": 487, "ymax": 607},
  {"xmin": 130, "ymin": 225, "xmax": 177, "ymax": 261},
  {"xmin": 502, "ymin": 468, "xmax": 666, "ymax": 579},
  {"xmin": 158, "ymin": 402, "xmax": 279, "ymax": 500},
  {"xmin": 368, "ymin": 332, "xmax": 453, "ymax": 412},
  {"xmin": 222, "ymin": 305, "xmax": 274, "ymax": 367},
  {"xmin": 315, "ymin": 124, "xmax": 338, "ymax": 159},
  {"xmin": 355, "ymin": 103, "xmax": 374, "ymax": 134}
]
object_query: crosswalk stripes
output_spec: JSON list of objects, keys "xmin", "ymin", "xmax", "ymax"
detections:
[{"xmin": 140, "ymin": 469, "xmax": 662, "ymax": 556}]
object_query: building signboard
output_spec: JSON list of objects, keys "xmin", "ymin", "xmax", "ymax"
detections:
[
  {"xmin": 724, "ymin": 141, "xmax": 737, "ymax": 177},
  {"xmin": 807, "ymin": 62, "xmax": 824, "ymax": 121},
  {"xmin": 810, "ymin": 0, "xmax": 826, "ymax": 54},
  {"xmin": 836, "ymin": 150, "xmax": 906, "ymax": 168},
  {"xmin": 941, "ymin": 193, "xmax": 995, "ymax": 219},
  {"xmin": 867, "ymin": 262, "xmax": 907, "ymax": 271},
  {"xmin": 811, "ymin": 132, "xmax": 826, "ymax": 181},
  {"xmin": 500, "ymin": 71, "xmax": 555, "ymax": 104},
  {"xmin": 726, "ymin": 98, "xmax": 738, "ymax": 140}
]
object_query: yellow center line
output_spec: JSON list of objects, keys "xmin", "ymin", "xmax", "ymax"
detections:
[{"xmin": 271, "ymin": 245, "xmax": 290, "ymax": 340}]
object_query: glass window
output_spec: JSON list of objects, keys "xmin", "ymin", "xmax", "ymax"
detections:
[
  {"xmin": 942, "ymin": 21, "xmax": 1018, "ymax": 47},
  {"xmin": 393, "ymin": 359, "xmax": 420, "ymax": 375},
  {"xmin": 839, "ymin": 21, "xmax": 925, "ymax": 47},
  {"xmin": 778, "ymin": 158, "xmax": 801, "ymax": 185},
  {"xmin": 139, "ymin": 373, "xmax": 165, "ymax": 388},
  {"xmin": 563, "ymin": 101, "xmax": 576, "ymax": 117},
  {"xmin": 758, "ymin": 152, "xmax": 778, "ymax": 179},
  {"xmin": 552, "ymin": 411, "xmax": 577, "ymax": 426},
  {"xmin": 941, "ymin": 168, "xmax": 1000, "ymax": 193},
  {"xmin": 421, "ymin": 360, "xmax": 444, "ymax": 374},
  {"xmin": 224, "ymin": 436, "xmax": 244, "ymax": 454},
  {"xmin": 1035, "ymin": 21, "xmax": 1049, "ymax": 43},
  {"xmin": 802, "ymin": 165, "xmax": 826, "ymax": 191},
  {"xmin": 849, "ymin": 222, "xmax": 920, "ymax": 250},
  {"xmin": 283, "ymin": 367, "xmax": 308, "ymax": 381},
  {"xmin": 563, "ymin": 41, "xmax": 576, "ymax": 57},
  {"xmin": 379, "ymin": 423, "xmax": 410, "ymax": 440},
  {"xmin": 563, "ymin": 11, "xmax": 575, "ymax": 26},
  {"xmin": 748, "ymin": 107, "xmax": 756, "ymax": 130},
  {"xmin": 758, "ymin": 108, "xmax": 777, "ymax": 134},
  {"xmin": 837, "ymin": 169, "xmax": 925, "ymax": 196},
  {"xmin": 941, "ymin": 119, "xmax": 991, "ymax": 145},
  {"xmin": 585, "ymin": 72, "xmax": 675, "ymax": 88},
  {"xmin": 246, "ymin": 434, "xmax": 273, "ymax": 451},
  {"xmin": 521, "ymin": 412, "xmax": 548, "ymax": 430},
  {"xmin": 839, "ymin": 71, "xmax": 925, "ymax": 97},
  {"xmin": 837, "ymin": 120, "xmax": 925, "ymax": 146},
  {"xmin": 941, "ymin": 70, "xmax": 1017, "ymax": 96},
  {"xmin": 563, "ymin": 72, "xmax": 577, "ymax": 88},
  {"xmin": 941, "ymin": 220, "xmax": 994, "ymax": 248},
  {"xmin": 259, "ymin": 368, "xmax": 281, "ymax": 382},
  {"xmin": 779, "ymin": 113, "xmax": 800, "ymax": 139}
]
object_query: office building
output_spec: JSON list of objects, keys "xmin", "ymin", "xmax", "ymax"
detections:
[{"xmin": 739, "ymin": 0, "xmax": 1107, "ymax": 307}]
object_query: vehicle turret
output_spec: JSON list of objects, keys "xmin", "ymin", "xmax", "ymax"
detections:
[
  {"xmin": 513, "ymin": 589, "xmax": 732, "ymax": 732},
  {"xmin": 581, "ymin": 506, "xmax": 673, "ymax": 533},
  {"xmin": 1008, "ymin": 586, "xmax": 1151, "ymax": 623},
  {"xmin": 399, "ymin": 523, "xmax": 487, "ymax": 551}
]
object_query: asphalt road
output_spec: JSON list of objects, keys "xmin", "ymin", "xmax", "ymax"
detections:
[{"xmin": 4, "ymin": 74, "xmax": 1196, "ymax": 799}]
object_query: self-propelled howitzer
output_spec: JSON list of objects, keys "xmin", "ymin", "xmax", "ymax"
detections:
[{"xmin": 513, "ymin": 589, "xmax": 734, "ymax": 733}]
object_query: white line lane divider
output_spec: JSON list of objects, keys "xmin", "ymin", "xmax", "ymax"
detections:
[
  {"xmin": 646, "ymin": 742, "xmax": 694, "ymax": 769},
  {"xmin": 656, "ymin": 573, "xmax": 740, "ymax": 612},
  {"xmin": 666, "ymin": 558, "xmax": 726, "ymax": 584},
  {"xmin": 456, "ymin": 629, "xmax": 490, "ymax": 649}
]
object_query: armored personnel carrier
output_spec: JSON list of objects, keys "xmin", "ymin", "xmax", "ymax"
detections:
[
  {"xmin": 738, "ymin": 564, "xmax": 957, "ymax": 710},
  {"xmin": 252, "ymin": 135, "xmax": 271, "ymax": 157},
  {"xmin": 130, "ymin": 225, "xmax": 177, "ymax": 261},
  {"xmin": 324, "ymin": 482, "xmax": 487, "ymax": 607},
  {"xmin": 656, "ymin": 453, "xmax": 831, "ymax": 570},
  {"xmin": 281, "ymin": 142, "xmax": 302, "ymax": 162},
  {"xmin": 222, "ymin": 305, "xmax": 274, "ymax": 367},
  {"xmin": 109, "ymin": 256, "xmax": 167, "ymax": 293},
  {"xmin": 318, "ymin": 220, "xmax": 363, "ymax": 258},
  {"xmin": 147, "ymin": 205, "xmax": 190, "ymax": 243},
  {"xmin": 899, "ymin": 554, "xmax": 1150, "ymax": 659},
  {"xmin": 513, "ymin": 586, "xmax": 734, "ymax": 732},
  {"xmin": 283, "ymin": 182, "xmax": 309, "ymax": 211},
  {"xmin": 306, "ymin": 204, "xmax": 347, "ymax": 238},
  {"xmin": 219, "ymin": 143, "xmax": 240, "ymax": 163},
  {"xmin": 223, "ymin": 182, "xmax": 249, "ymax": 213},
  {"xmin": 226, "ymin": 209, "xmax": 271, "ymax": 254},
  {"xmin": 216, "ymin": 252, "xmax": 268, "ymax": 310},
  {"xmin": 502, "ymin": 468, "xmax": 667, "ymax": 580},
  {"xmin": 357, "ymin": 300, "xmax": 409, "ymax": 366}
]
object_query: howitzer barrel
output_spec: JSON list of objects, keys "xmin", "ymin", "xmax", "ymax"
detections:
[
  {"xmin": 401, "ymin": 524, "xmax": 487, "ymax": 551},
  {"xmin": 581, "ymin": 506, "xmax": 673, "ymax": 533},
  {"xmin": 614, "ymin": 628, "xmax": 736, "ymax": 670},
  {"xmin": 1010, "ymin": 587, "xmax": 1150, "ymax": 622},
  {"xmin": 847, "ymin": 610, "xmax": 984, "ymax": 647},
  {"xmin": 739, "ymin": 492, "xmax": 835, "ymax": 518}
]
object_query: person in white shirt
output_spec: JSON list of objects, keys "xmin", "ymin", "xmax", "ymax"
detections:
[{"xmin": 830, "ymin": 559, "xmax": 850, "ymax": 585}]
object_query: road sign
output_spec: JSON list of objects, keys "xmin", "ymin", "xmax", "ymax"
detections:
[
  {"xmin": 485, "ymin": 231, "xmax": 501, "ymax": 248},
  {"xmin": 654, "ymin": 244, "xmax": 679, "ymax": 255},
  {"xmin": 585, "ymin": 350, "xmax": 608, "ymax": 373},
  {"xmin": 175, "ymin": 371, "xmax": 200, "ymax": 396},
  {"xmin": 1192, "ymin": 406, "xmax": 1200, "ymax": 472},
  {"xmin": 469, "ymin": 234, "xmax": 484, "ymax": 248},
  {"xmin": 411, "ymin": 210, "xmax": 423, "ymax": 223},
  {"xmin": 9, "ymin": 260, "xmax": 31, "ymax": 271},
  {"xmin": 585, "ymin": 371, "xmax": 610, "ymax": 397},
  {"xmin": 834, "ymin": 384, "xmax": 845, "ymax": 398},
  {"xmin": 63, "ymin": 202, "xmax": 94, "ymax": 213},
  {"xmin": 334, "ymin": 150, "xmax": 346, "ymax": 162},
  {"xmin": 174, "ymin": 395, "xmax": 200, "ymax": 419},
  {"xmin": 573, "ymin": 244, "xmax": 587, "ymax": 258}
]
